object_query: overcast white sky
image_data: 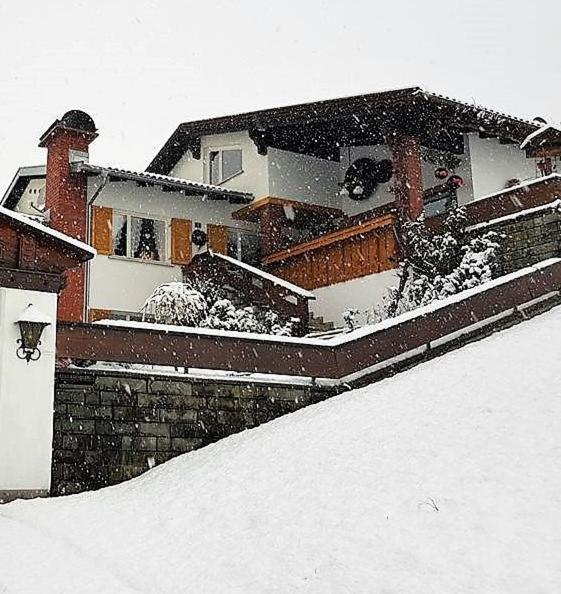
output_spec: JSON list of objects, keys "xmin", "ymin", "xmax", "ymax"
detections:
[{"xmin": 0, "ymin": 0, "xmax": 560, "ymax": 188}]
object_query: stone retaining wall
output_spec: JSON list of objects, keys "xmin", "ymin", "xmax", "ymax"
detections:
[
  {"xmin": 53, "ymin": 370, "xmax": 337, "ymax": 495},
  {"xmin": 480, "ymin": 206, "xmax": 561, "ymax": 273}
]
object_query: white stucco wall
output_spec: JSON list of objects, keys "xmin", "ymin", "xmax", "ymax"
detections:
[
  {"xmin": 0, "ymin": 288, "xmax": 57, "ymax": 494},
  {"xmin": 170, "ymin": 131, "xmax": 269, "ymax": 198},
  {"xmin": 468, "ymin": 134, "xmax": 536, "ymax": 199},
  {"xmin": 310, "ymin": 269, "xmax": 399, "ymax": 328},
  {"xmin": 14, "ymin": 178, "xmax": 46, "ymax": 216},
  {"xmin": 87, "ymin": 178, "xmax": 256, "ymax": 313},
  {"xmin": 268, "ymin": 148, "xmax": 340, "ymax": 207}
]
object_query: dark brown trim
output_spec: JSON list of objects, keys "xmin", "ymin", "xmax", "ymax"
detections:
[
  {"xmin": 57, "ymin": 260, "xmax": 561, "ymax": 380},
  {"xmin": 0, "ymin": 267, "xmax": 64, "ymax": 293}
]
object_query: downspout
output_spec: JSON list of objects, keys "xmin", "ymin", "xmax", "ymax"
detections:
[{"xmin": 84, "ymin": 170, "xmax": 109, "ymax": 321}]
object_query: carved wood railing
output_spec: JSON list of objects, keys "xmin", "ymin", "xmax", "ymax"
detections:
[{"xmin": 261, "ymin": 213, "xmax": 398, "ymax": 290}]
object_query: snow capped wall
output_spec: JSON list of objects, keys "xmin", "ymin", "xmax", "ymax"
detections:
[
  {"xmin": 468, "ymin": 134, "xmax": 536, "ymax": 199},
  {"xmin": 310, "ymin": 269, "xmax": 399, "ymax": 327},
  {"xmin": 0, "ymin": 287, "xmax": 57, "ymax": 498}
]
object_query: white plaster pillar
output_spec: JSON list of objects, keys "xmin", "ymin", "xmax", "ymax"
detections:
[{"xmin": 0, "ymin": 287, "xmax": 57, "ymax": 501}]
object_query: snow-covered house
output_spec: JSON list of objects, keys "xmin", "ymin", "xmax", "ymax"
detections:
[{"xmin": 1, "ymin": 88, "xmax": 552, "ymax": 327}]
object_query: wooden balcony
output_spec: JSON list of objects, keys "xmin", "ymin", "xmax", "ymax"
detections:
[{"xmin": 263, "ymin": 213, "xmax": 398, "ymax": 290}]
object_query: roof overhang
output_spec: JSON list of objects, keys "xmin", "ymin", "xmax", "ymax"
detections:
[
  {"xmin": 0, "ymin": 206, "xmax": 95, "ymax": 262},
  {"xmin": 147, "ymin": 87, "xmax": 539, "ymax": 174},
  {"xmin": 521, "ymin": 125, "xmax": 561, "ymax": 157},
  {"xmin": 77, "ymin": 163, "xmax": 253, "ymax": 204}
]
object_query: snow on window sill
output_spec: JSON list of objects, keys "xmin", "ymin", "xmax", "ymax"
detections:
[{"xmin": 107, "ymin": 255, "xmax": 176, "ymax": 268}]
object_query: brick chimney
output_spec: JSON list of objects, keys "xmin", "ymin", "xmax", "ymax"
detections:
[{"xmin": 39, "ymin": 110, "xmax": 98, "ymax": 321}]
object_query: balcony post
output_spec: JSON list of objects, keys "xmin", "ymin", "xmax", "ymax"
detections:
[
  {"xmin": 390, "ymin": 135, "xmax": 424, "ymax": 220},
  {"xmin": 259, "ymin": 204, "xmax": 285, "ymax": 257}
]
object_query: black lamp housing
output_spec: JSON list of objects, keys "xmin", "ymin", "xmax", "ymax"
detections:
[{"xmin": 15, "ymin": 304, "xmax": 51, "ymax": 364}]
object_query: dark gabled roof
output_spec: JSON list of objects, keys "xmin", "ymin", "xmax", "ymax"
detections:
[
  {"xmin": 1, "ymin": 165, "xmax": 46, "ymax": 210},
  {"xmin": 77, "ymin": 164, "xmax": 253, "ymax": 204},
  {"xmin": 147, "ymin": 87, "xmax": 539, "ymax": 174},
  {"xmin": 520, "ymin": 124, "xmax": 561, "ymax": 151}
]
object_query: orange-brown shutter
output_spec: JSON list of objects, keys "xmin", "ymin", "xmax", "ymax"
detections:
[
  {"xmin": 207, "ymin": 224, "xmax": 229, "ymax": 254},
  {"xmin": 171, "ymin": 218, "xmax": 192, "ymax": 265},
  {"xmin": 91, "ymin": 206, "xmax": 113, "ymax": 255}
]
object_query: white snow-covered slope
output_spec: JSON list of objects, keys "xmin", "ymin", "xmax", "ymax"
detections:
[{"xmin": 2, "ymin": 307, "xmax": 561, "ymax": 593}]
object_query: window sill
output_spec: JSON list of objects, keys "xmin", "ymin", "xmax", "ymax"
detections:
[{"xmin": 107, "ymin": 255, "xmax": 176, "ymax": 268}]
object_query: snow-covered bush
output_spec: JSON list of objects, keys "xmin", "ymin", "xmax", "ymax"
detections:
[
  {"xmin": 202, "ymin": 298, "xmax": 295, "ymax": 335},
  {"xmin": 141, "ymin": 282, "xmax": 295, "ymax": 336},
  {"xmin": 372, "ymin": 207, "xmax": 502, "ymax": 321},
  {"xmin": 141, "ymin": 282, "xmax": 208, "ymax": 326}
]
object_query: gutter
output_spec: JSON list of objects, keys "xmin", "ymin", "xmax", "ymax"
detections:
[{"xmin": 84, "ymin": 170, "xmax": 110, "ymax": 321}]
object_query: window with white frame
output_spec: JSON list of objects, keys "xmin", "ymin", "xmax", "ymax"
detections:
[
  {"xmin": 112, "ymin": 212, "xmax": 166, "ymax": 262},
  {"xmin": 208, "ymin": 148, "xmax": 243, "ymax": 185}
]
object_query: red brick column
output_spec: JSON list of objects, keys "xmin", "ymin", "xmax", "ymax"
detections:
[
  {"xmin": 41, "ymin": 126, "xmax": 95, "ymax": 321},
  {"xmin": 390, "ymin": 135, "xmax": 424, "ymax": 220}
]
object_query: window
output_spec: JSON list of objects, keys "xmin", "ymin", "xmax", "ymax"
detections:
[
  {"xmin": 208, "ymin": 148, "xmax": 243, "ymax": 185},
  {"xmin": 112, "ymin": 213, "xmax": 166, "ymax": 262},
  {"xmin": 227, "ymin": 228, "xmax": 260, "ymax": 266},
  {"xmin": 423, "ymin": 185, "xmax": 458, "ymax": 218}
]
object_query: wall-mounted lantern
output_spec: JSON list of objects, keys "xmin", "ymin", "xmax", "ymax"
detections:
[{"xmin": 15, "ymin": 304, "xmax": 51, "ymax": 363}]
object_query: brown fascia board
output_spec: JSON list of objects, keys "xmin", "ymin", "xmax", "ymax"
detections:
[{"xmin": 146, "ymin": 87, "xmax": 538, "ymax": 174}]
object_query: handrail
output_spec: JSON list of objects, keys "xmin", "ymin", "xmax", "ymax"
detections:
[
  {"xmin": 263, "ymin": 213, "xmax": 396, "ymax": 265},
  {"xmin": 57, "ymin": 259, "xmax": 561, "ymax": 383}
]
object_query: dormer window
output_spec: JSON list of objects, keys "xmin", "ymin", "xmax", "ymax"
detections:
[{"xmin": 209, "ymin": 148, "xmax": 243, "ymax": 185}]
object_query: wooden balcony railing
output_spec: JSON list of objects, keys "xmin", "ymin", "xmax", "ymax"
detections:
[{"xmin": 262, "ymin": 213, "xmax": 398, "ymax": 290}]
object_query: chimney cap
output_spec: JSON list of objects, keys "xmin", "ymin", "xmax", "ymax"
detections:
[
  {"xmin": 60, "ymin": 110, "xmax": 97, "ymax": 133},
  {"xmin": 39, "ymin": 109, "xmax": 98, "ymax": 147}
]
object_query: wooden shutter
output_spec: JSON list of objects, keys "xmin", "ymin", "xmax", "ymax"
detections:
[
  {"xmin": 91, "ymin": 206, "xmax": 113, "ymax": 255},
  {"xmin": 207, "ymin": 224, "xmax": 229, "ymax": 255},
  {"xmin": 171, "ymin": 218, "xmax": 192, "ymax": 265}
]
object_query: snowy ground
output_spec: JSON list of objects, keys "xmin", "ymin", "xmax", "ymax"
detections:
[{"xmin": 2, "ymin": 308, "xmax": 561, "ymax": 593}]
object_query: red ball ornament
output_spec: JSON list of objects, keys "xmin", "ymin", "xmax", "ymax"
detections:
[
  {"xmin": 434, "ymin": 167, "xmax": 449, "ymax": 180},
  {"xmin": 448, "ymin": 174, "xmax": 464, "ymax": 188}
]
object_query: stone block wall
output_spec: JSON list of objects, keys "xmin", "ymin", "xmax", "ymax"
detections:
[
  {"xmin": 481, "ymin": 207, "xmax": 561, "ymax": 273},
  {"xmin": 53, "ymin": 370, "xmax": 337, "ymax": 495}
]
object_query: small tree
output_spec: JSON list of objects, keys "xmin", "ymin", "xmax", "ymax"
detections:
[
  {"xmin": 141, "ymin": 282, "xmax": 208, "ymax": 326},
  {"xmin": 141, "ymin": 282, "xmax": 296, "ymax": 336},
  {"xmin": 373, "ymin": 207, "xmax": 501, "ymax": 321}
]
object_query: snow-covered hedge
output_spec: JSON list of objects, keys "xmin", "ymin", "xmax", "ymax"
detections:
[{"xmin": 141, "ymin": 281, "xmax": 295, "ymax": 336}]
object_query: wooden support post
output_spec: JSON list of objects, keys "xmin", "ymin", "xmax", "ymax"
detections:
[
  {"xmin": 390, "ymin": 135, "xmax": 424, "ymax": 220},
  {"xmin": 259, "ymin": 204, "xmax": 285, "ymax": 257}
]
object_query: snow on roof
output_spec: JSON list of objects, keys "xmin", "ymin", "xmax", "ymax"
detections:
[
  {"xmin": 77, "ymin": 163, "xmax": 253, "ymax": 203},
  {"xmin": 207, "ymin": 251, "xmax": 316, "ymax": 299},
  {"xmin": 520, "ymin": 124, "xmax": 561, "ymax": 149},
  {"xmin": 0, "ymin": 206, "xmax": 96, "ymax": 257}
]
